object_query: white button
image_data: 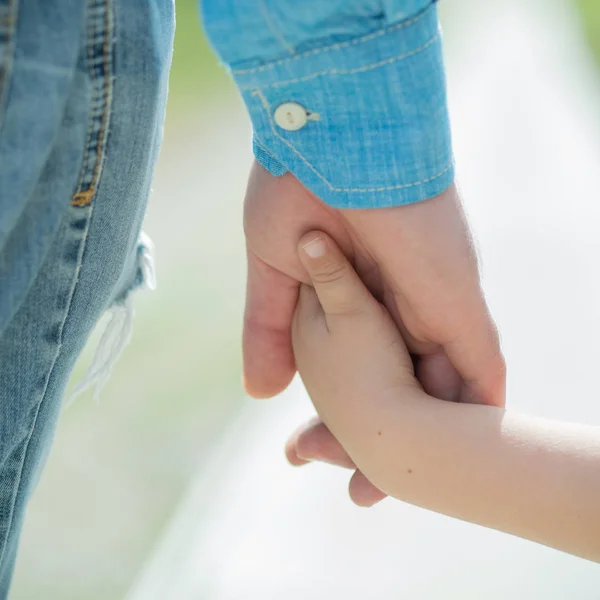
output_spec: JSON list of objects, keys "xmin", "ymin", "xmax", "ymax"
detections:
[{"xmin": 274, "ymin": 102, "xmax": 308, "ymax": 131}]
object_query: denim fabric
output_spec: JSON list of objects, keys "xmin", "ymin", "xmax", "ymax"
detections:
[
  {"xmin": 203, "ymin": 0, "xmax": 453, "ymax": 208},
  {"xmin": 0, "ymin": 0, "xmax": 174, "ymax": 593}
]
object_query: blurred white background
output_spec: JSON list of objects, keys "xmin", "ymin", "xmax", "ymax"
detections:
[{"xmin": 11, "ymin": 0, "xmax": 600, "ymax": 598}]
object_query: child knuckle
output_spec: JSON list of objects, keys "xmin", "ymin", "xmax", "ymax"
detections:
[{"xmin": 313, "ymin": 261, "xmax": 347, "ymax": 284}]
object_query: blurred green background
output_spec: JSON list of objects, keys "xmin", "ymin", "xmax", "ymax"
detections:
[
  {"xmin": 9, "ymin": 1, "xmax": 600, "ymax": 599},
  {"xmin": 576, "ymin": 0, "xmax": 600, "ymax": 65}
]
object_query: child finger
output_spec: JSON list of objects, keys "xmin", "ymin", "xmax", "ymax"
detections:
[
  {"xmin": 349, "ymin": 469, "xmax": 389, "ymax": 507},
  {"xmin": 285, "ymin": 416, "xmax": 322, "ymax": 467},
  {"xmin": 298, "ymin": 231, "xmax": 374, "ymax": 331},
  {"xmin": 295, "ymin": 418, "xmax": 356, "ymax": 469}
]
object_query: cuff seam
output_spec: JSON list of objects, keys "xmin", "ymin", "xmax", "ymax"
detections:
[
  {"xmin": 239, "ymin": 30, "xmax": 439, "ymax": 91},
  {"xmin": 231, "ymin": 6, "xmax": 430, "ymax": 76}
]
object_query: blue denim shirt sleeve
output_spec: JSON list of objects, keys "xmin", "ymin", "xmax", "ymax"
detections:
[{"xmin": 202, "ymin": 1, "xmax": 454, "ymax": 209}]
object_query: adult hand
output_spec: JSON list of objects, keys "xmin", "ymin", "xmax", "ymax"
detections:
[{"xmin": 243, "ymin": 161, "xmax": 505, "ymax": 502}]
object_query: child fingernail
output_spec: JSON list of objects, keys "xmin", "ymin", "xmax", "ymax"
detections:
[
  {"xmin": 302, "ymin": 237, "xmax": 326, "ymax": 258},
  {"xmin": 296, "ymin": 436, "xmax": 319, "ymax": 461}
]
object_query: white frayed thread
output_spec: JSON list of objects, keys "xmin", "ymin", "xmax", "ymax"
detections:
[
  {"xmin": 66, "ymin": 232, "xmax": 156, "ymax": 406},
  {"xmin": 67, "ymin": 299, "xmax": 134, "ymax": 405},
  {"xmin": 139, "ymin": 231, "xmax": 157, "ymax": 291}
]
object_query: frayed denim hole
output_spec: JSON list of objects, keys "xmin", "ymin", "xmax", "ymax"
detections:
[{"xmin": 65, "ymin": 231, "xmax": 155, "ymax": 406}]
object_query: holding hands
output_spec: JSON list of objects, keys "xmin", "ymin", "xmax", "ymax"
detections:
[
  {"xmin": 243, "ymin": 166, "xmax": 600, "ymax": 562},
  {"xmin": 243, "ymin": 163, "xmax": 506, "ymax": 503},
  {"xmin": 285, "ymin": 231, "xmax": 600, "ymax": 563}
]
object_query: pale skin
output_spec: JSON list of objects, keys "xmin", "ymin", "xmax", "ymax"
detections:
[
  {"xmin": 287, "ymin": 230, "xmax": 600, "ymax": 563},
  {"xmin": 244, "ymin": 164, "xmax": 506, "ymax": 504}
]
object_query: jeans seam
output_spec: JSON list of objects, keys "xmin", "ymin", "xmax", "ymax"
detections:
[
  {"xmin": 0, "ymin": 204, "xmax": 95, "ymax": 570},
  {"xmin": 72, "ymin": 0, "xmax": 114, "ymax": 207},
  {"xmin": 253, "ymin": 88, "xmax": 453, "ymax": 194},
  {"xmin": 0, "ymin": 0, "xmax": 19, "ymax": 128}
]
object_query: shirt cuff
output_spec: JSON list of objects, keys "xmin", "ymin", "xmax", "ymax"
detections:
[{"xmin": 231, "ymin": 2, "xmax": 454, "ymax": 209}]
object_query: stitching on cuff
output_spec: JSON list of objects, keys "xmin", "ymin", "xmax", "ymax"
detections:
[
  {"xmin": 254, "ymin": 137, "xmax": 280, "ymax": 162},
  {"xmin": 254, "ymin": 90, "xmax": 453, "ymax": 194},
  {"xmin": 258, "ymin": 0, "xmax": 296, "ymax": 56},
  {"xmin": 253, "ymin": 137, "xmax": 289, "ymax": 175},
  {"xmin": 231, "ymin": 7, "xmax": 430, "ymax": 76},
  {"xmin": 240, "ymin": 31, "xmax": 439, "ymax": 91}
]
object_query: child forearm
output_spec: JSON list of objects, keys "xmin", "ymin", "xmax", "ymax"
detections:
[{"xmin": 354, "ymin": 392, "xmax": 600, "ymax": 562}]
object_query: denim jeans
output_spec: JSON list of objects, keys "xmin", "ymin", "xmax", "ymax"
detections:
[{"xmin": 0, "ymin": 0, "xmax": 174, "ymax": 593}]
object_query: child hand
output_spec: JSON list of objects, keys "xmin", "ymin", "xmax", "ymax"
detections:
[
  {"xmin": 292, "ymin": 231, "xmax": 419, "ymax": 404},
  {"xmin": 290, "ymin": 231, "xmax": 426, "ymax": 504},
  {"xmin": 289, "ymin": 232, "xmax": 600, "ymax": 562}
]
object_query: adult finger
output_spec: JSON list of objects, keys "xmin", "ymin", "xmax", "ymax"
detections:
[
  {"xmin": 342, "ymin": 185, "xmax": 506, "ymax": 407},
  {"xmin": 243, "ymin": 248, "xmax": 298, "ymax": 398}
]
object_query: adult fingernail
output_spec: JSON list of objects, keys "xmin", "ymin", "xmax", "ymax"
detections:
[{"xmin": 302, "ymin": 236, "xmax": 326, "ymax": 259}]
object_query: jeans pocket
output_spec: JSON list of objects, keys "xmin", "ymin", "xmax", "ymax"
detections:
[{"xmin": 71, "ymin": 0, "xmax": 115, "ymax": 208}]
